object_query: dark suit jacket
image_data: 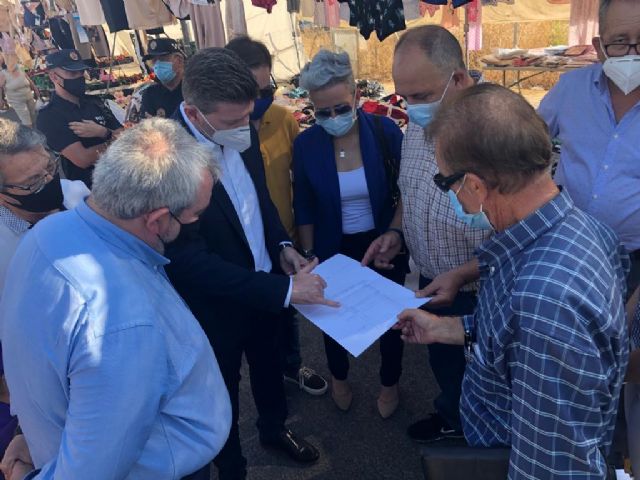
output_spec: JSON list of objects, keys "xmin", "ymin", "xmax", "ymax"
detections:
[
  {"xmin": 292, "ymin": 110, "xmax": 404, "ymax": 261},
  {"xmin": 165, "ymin": 109, "xmax": 291, "ymax": 331}
]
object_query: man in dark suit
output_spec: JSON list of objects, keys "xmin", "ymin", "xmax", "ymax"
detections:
[{"xmin": 166, "ymin": 48, "xmax": 337, "ymax": 480}]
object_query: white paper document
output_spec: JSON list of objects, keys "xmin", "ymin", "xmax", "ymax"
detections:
[{"xmin": 293, "ymin": 254, "xmax": 429, "ymax": 357}]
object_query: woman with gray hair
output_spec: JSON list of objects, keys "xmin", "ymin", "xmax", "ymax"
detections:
[{"xmin": 293, "ymin": 50, "xmax": 407, "ymax": 418}]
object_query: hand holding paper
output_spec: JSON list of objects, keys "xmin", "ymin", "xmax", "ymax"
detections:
[{"xmin": 293, "ymin": 255, "xmax": 429, "ymax": 357}]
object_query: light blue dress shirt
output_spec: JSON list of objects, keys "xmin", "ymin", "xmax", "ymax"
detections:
[
  {"xmin": 538, "ymin": 63, "xmax": 640, "ymax": 251},
  {"xmin": 0, "ymin": 200, "xmax": 232, "ymax": 479}
]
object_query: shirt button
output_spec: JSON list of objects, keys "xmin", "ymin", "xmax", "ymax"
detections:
[
  {"xmin": 613, "ymin": 134, "xmax": 619, "ymax": 139},
  {"xmin": 490, "ymin": 266, "xmax": 495, "ymax": 275},
  {"xmin": 593, "ymin": 194, "xmax": 598, "ymax": 199},
  {"xmin": 603, "ymin": 165, "xmax": 609, "ymax": 170}
]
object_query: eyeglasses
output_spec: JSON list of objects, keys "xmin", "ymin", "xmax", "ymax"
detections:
[
  {"xmin": 314, "ymin": 103, "xmax": 353, "ymax": 121},
  {"xmin": 2, "ymin": 150, "xmax": 60, "ymax": 194},
  {"xmin": 433, "ymin": 172, "xmax": 465, "ymax": 193},
  {"xmin": 604, "ymin": 42, "xmax": 640, "ymax": 57},
  {"xmin": 258, "ymin": 76, "xmax": 277, "ymax": 99}
]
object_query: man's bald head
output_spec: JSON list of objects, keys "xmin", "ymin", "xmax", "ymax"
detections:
[{"xmin": 395, "ymin": 25, "xmax": 465, "ymax": 76}]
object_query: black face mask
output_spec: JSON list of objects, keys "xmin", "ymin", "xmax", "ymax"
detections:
[
  {"xmin": 3, "ymin": 174, "xmax": 64, "ymax": 213},
  {"xmin": 62, "ymin": 76, "xmax": 86, "ymax": 97}
]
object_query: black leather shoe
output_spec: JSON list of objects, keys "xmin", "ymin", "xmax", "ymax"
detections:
[{"xmin": 260, "ymin": 429, "xmax": 320, "ymax": 463}]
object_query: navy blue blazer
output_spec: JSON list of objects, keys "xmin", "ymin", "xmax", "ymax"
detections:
[{"xmin": 293, "ymin": 110, "xmax": 404, "ymax": 261}]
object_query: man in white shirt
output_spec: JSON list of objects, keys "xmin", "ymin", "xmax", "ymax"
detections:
[{"xmin": 169, "ymin": 47, "xmax": 334, "ymax": 480}]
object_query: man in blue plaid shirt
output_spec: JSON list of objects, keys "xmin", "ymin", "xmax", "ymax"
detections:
[{"xmin": 396, "ymin": 84, "xmax": 629, "ymax": 479}]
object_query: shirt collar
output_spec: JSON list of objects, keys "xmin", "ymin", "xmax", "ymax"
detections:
[
  {"xmin": 51, "ymin": 91, "xmax": 87, "ymax": 108},
  {"xmin": 0, "ymin": 205, "xmax": 30, "ymax": 235},
  {"xmin": 75, "ymin": 199, "xmax": 169, "ymax": 268},
  {"xmin": 592, "ymin": 63, "xmax": 610, "ymax": 95},
  {"xmin": 475, "ymin": 189, "xmax": 574, "ymax": 271}
]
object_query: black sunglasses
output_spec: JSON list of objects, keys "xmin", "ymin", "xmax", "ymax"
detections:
[
  {"xmin": 315, "ymin": 103, "xmax": 353, "ymax": 121},
  {"xmin": 433, "ymin": 172, "xmax": 465, "ymax": 193},
  {"xmin": 258, "ymin": 76, "xmax": 277, "ymax": 99}
]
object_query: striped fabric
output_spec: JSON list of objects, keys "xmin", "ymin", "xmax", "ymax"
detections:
[{"xmin": 460, "ymin": 189, "xmax": 629, "ymax": 479}]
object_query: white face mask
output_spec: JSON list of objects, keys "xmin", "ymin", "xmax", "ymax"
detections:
[
  {"xmin": 197, "ymin": 108, "xmax": 252, "ymax": 152},
  {"xmin": 600, "ymin": 43, "xmax": 640, "ymax": 95}
]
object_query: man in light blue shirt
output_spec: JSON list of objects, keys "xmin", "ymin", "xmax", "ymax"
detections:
[
  {"xmin": 0, "ymin": 118, "xmax": 232, "ymax": 480},
  {"xmin": 538, "ymin": 0, "xmax": 640, "ymax": 288}
]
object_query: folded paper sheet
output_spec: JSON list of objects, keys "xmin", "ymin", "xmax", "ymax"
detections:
[{"xmin": 293, "ymin": 254, "xmax": 428, "ymax": 357}]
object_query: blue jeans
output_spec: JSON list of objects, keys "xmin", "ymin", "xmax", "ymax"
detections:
[{"xmin": 419, "ymin": 275, "xmax": 478, "ymax": 432}]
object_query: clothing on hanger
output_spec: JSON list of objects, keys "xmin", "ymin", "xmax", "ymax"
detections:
[
  {"xmin": 422, "ymin": 0, "xmax": 472, "ymax": 6},
  {"xmin": 403, "ymin": 0, "xmax": 421, "ymax": 21},
  {"xmin": 123, "ymin": 0, "xmax": 174, "ymax": 30},
  {"xmin": 339, "ymin": 0, "xmax": 406, "ymax": 41},
  {"xmin": 189, "ymin": 2, "xmax": 226, "ymax": 48},
  {"xmin": 162, "ymin": 0, "xmax": 191, "ymax": 19},
  {"xmin": 314, "ymin": 0, "xmax": 339, "ymax": 28},
  {"xmin": 440, "ymin": 3, "xmax": 459, "ymax": 29},
  {"xmin": 0, "ymin": 33, "xmax": 16, "ymax": 54},
  {"xmin": 569, "ymin": 0, "xmax": 598, "ymax": 46},
  {"xmin": 55, "ymin": 0, "xmax": 74, "ymax": 11},
  {"xmin": 287, "ymin": 0, "xmax": 301, "ymax": 13},
  {"xmin": 0, "ymin": 6, "xmax": 11, "ymax": 33},
  {"xmin": 49, "ymin": 17, "xmax": 75, "ymax": 49},
  {"xmin": 466, "ymin": 0, "xmax": 482, "ymax": 51},
  {"xmin": 23, "ymin": 2, "xmax": 47, "ymax": 29},
  {"xmin": 86, "ymin": 25, "xmax": 110, "ymax": 57},
  {"xmin": 420, "ymin": 2, "xmax": 439, "ymax": 16},
  {"xmin": 252, "ymin": 0, "xmax": 278, "ymax": 14},
  {"xmin": 76, "ymin": 0, "xmax": 107, "ymax": 26},
  {"xmin": 226, "ymin": 0, "xmax": 248, "ymax": 40},
  {"xmin": 98, "ymin": 0, "xmax": 130, "ymax": 32}
]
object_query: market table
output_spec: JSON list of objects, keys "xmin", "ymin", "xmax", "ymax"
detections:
[{"xmin": 482, "ymin": 65, "xmax": 584, "ymax": 92}]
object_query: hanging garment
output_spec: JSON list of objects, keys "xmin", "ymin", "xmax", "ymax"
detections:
[
  {"xmin": 99, "ymin": 0, "xmax": 130, "ymax": 32},
  {"xmin": 123, "ymin": 0, "xmax": 174, "ymax": 30},
  {"xmin": 49, "ymin": 17, "xmax": 75, "ymax": 50},
  {"xmin": 421, "ymin": 0, "xmax": 471, "ymax": 6},
  {"xmin": 252, "ymin": 0, "xmax": 278, "ymax": 14},
  {"xmin": 339, "ymin": 0, "xmax": 406, "ymax": 41},
  {"xmin": 315, "ymin": 0, "xmax": 340, "ymax": 28},
  {"xmin": 189, "ymin": 2, "xmax": 226, "ymax": 48},
  {"xmin": 0, "ymin": 6, "xmax": 11, "ymax": 33},
  {"xmin": 76, "ymin": 0, "xmax": 107, "ymax": 26},
  {"xmin": 466, "ymin": 0, "xmax": 482, "ymax": 51},
  {"xmin": 440, "ymin": 3, "xmax": 460, "ymax": 28},
  {"xmin": 287, "ymin": 0, "xmax": 301, "ymax": 13},
  {"xmin": 569, "ymin": 0, "xmax": 598, "ymax": 46},
  {"xmin": 86, "ymin": 25, "xmax": 111, "ymax": 57},
  {"xmin": 162, "ymin": 0, "xmax": 191, "ymax": 19},
  {"xmin": 420, "ymin": 2, "xmax": 439, "ymax": 16},
  {"xmin": 301, "ymin": 0, "xmax": 315, "ymax": 17},
  {"xmin": 55, "ymin": 0, "xmax": 74, "ymax": 11},
  {"xmin": 0, "ymin": 33, "xmax": 16, "ymax": 54},
  {"xmin": 226, "ymin": 0, "xmax": 248, "ymax": 40},
  {"xmin": 23, "ymin": 2, "xmax": 47, "ymax": 28},
  {"xmin": 0, "ymin": 69, "xmax": 36, "ymax": 126},
  {"xmin": 403, "ymin": 0, "xmax": 421, "ymax": 21}
]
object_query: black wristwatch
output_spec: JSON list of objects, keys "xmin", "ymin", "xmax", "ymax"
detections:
[
  {"xmin": 279, "ymin": 242, "xmax": 293, "ymax": 252},
  {"xmin": 298, "ymin": 247, "xmax": 316, "ymax": 260}
]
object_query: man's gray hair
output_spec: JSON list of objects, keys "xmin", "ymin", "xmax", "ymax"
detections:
[
  {"xmin": 0, "ymin": 118, "xmax": 46, "ymax": 189},
  {"xmin": 92, "ymin": 118, "xmax": 218, "ymax": 219},
  {"xmin": 299, "ymin": 50, "xmax": 355, "ymax": 93},
  {"xmin": 395, "ymin": 25, "xmax": 466, "ymax": 75}
]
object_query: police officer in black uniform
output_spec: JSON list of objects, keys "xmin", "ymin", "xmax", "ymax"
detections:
[
  {"xmin": 36, "ymin": 49, "xmax": 122, "ymax": 188},
  {"xmin": 140, "ymin": 39, "xmax": 185, "ymax": 118}
]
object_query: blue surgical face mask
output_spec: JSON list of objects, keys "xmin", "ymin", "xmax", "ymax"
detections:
[
  {"xmin": 447, "ymin": 176, "xmax": 493, "ymax": 230},
  {"xmin": 250, "ymin": 95, "xmax": 274, "ymax": 120},
  {"xmin": 406, "ymin": 72, "xmax": 454, "ymax": 128},
  {"xmin": 154, "ymin": 60, "xmax": 176, "ymax": 84},
  {"xmin": 316, "ymin": 111, "xmax": 356, "ymax": 137}
]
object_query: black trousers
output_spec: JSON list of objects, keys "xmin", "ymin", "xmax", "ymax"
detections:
[
  {"xmin": 419, "ymin": 275, "xmax": 478, "ymax": 432},
  {"xmin": 323, "ymin": 230, "xmax": 406, "ymax": 386},
  {"xmin": 182, "ymin": 465, "xmax": 210, "ymax": 480},
  {"xmin": 204, "ymin": 310, "xmax": 287, "ymax": 480}
]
